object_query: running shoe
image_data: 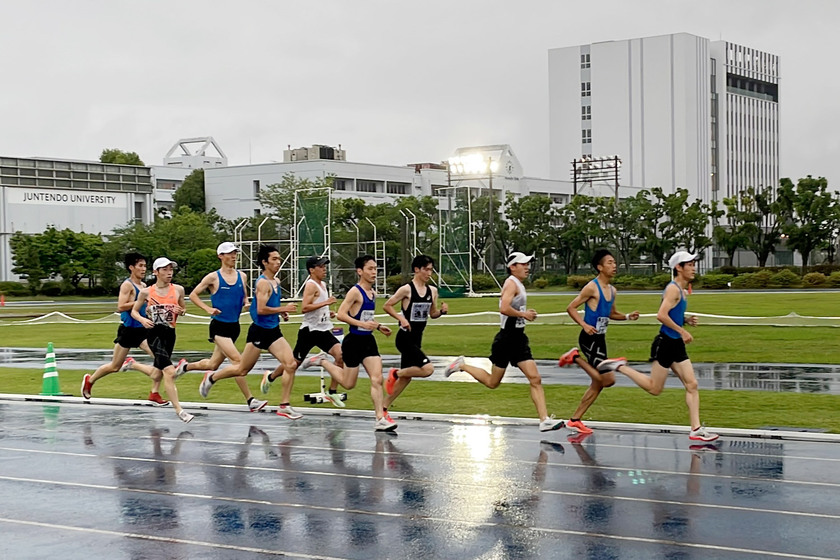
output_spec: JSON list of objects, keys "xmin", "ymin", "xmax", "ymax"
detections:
[
  {"xmin": 689, "ymin": 443, "xmax": 720, "ymax": 451},
  {"xmin": 148, "ymin": 392, "xmax": 170, "ymax": 406},
  {"xmin": 81, "ymin": 374, "xmax": 92, "ymax": 400},
  {"xmin": 596, "ymin": 357, "xmax": 627, "ymax": 374},
  {"xmin": 178, "ymin": 410, "xmax": 194, "ymax": 423},
  {"xmin": 199, "ymin": 371, "xmax": 214, "ymax": 398},
  {"xmin": 385, "ymin": 368, "xmax": 398, "ymax": 395},
  {"xmin": 374, "ymin": 415, "xmax": 397, "ymax": 432},
  {"xmin": 323, "ymin": 391, "xmax": 346, "ymax": 408},
  {"xmin": 689, "ymin": 425, "xmax": 719, "ymax": 442},
  {"xmin": 260, "ymin": 370, "xmax": 274, "ymax": 394},
  {"xmin": 174, "ymin": 359, "xmax": 189, "ymax": 379},
  {"xmin": 302, "ymin": 351, "xmax": 327, "ymax": 370},
  {"xmin": 565, "ymin": 419, "xmax": 593, "ymax": 434},
  {"xmin": 248, "ymin": 398, "xmax": 268, "ymax": 412},
  {"xmin": 444, "ymin": 356, "xmax": 465, "ymax": 378},
  {"xmin": 276, "ymin": 404, "xmax": 303, "ymax": 420},
  {"xmin": 538, "ymin": 415, "xmax": 565, "ymax": 432},
  {"xmin": 558, "ymin": 347, "xmax": 580, "ymax": 367},
  {"xmin": 119, "ymin": 357, "xmax": 136, "ymax": 372},
  {"xmin": 383, "ymin": 409, "xmax": 395, "ymax": 423},
  {"xmin": 540, "ymin": 440, "xmax": 565, "ymax": 454}
]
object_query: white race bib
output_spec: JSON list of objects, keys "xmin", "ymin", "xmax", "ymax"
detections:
[
  {"xmin": 358, "ymin": 309, "xmax": 375, "ymax": 332},
  {"xmin": 410, "ymin": 302, "xmax": 431, "ymax": 323},
  {"xmin": 595, "ymin": 316, "xmax": 609, "ymax": 335},
  {"xmin": 515, "ymin": 305, "xmax": 526, "ymax": 328}
]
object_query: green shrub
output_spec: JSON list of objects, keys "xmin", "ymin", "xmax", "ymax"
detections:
[
  {"xmin": 538, "ymin": 273, "xmax": 567, "ymax": 286},
  {"xmin": 386, "ymin": 275, "xmax": 403, "ymax": 293},
  {"xmin": 567, "ymin": 275, "xmax": 594, "ymax": 289},
  {"xmin": 0, "ymin": 281, "xmax": 28, "ymax": 297},
  {"xmin": 730, "ymin": 270, "xmax": 772, "ymax": 289},
  {"xmin": 629, "ymin": 277, "xmax": 649, "ymax": 289},
  {"xmin": 802, "ymin": 272, "xmax": 827, "ymax": 288},
  {"xmin": 650, "ymin": 273, "xmax": 672, "ymax": 289},
  {"xmin": 533, "ymin": 278, "xmax": 549, "ymax": 290},
  {"xmin": 699, "ymin": 273, "xmax": 733, "ymax": 289},
  {"xmin": 717, "ymin": 265, "xmax": 737, "ymax": 275},
  {"xmin": 807, "ymin": 264, "xmax": 840, "ymax": 276},
  {"xmin": 472, "ymin": 274, "xmax": 499, "ymax": 292},
  {"xmin": 770, "ymin": 269, "xmax": 801, "ymax": 288},
  {"xmin": 828, "ymin": 272, "xmax": 840, "ymax": 288},
  {"xmin": 612, "ymin": 275, "xmax": 633, "ymax": 287},
  {"xmin": 39, "ymin": 281, "xmax": 62, "ymax": 297}
]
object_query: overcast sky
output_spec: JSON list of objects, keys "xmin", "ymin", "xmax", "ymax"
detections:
[{"xmin": 1, "ymin": 0, "xmax": 838, "ymax": 185}]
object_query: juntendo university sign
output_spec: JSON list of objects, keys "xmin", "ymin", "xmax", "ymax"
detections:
[{"xmin": 6, "ymin": 188, "xmax": 126, "ymax": 207}]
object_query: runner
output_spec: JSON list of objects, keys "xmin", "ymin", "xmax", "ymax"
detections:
[
  {"xmin": 199, "ymin": 245, "xmax": 300, "ymax": 419},
  {"xmin": 558, "ymin": 249, "xmax": 640, "ymax": 434},
  {"xmin": 80, "ymin": 252, "xmax": 167, "ymax": 405},
  {"xmin": 615, "ymin": 251, "xmax": 719, "ymax": 442},
  {"xmin": 131, "ymin": 257, "xmax": 192, "ymax": 422},
  {"xmin": 445, "ymin": 252, "xmax": 565, "ymax": 433},
  {"xmin": 176, "ymin": 242, "xmax": 267, "ymax": 412},
  {"xmin": 335, "ymin": 254, "xmax": 395, "ymax": 431},
  {"xmin": 260, "ymin": 255, "xmax": 345, "ymax": 407},
  {"xmin": 381, "ymin": 254, "xmax": 448, "ymax": 413}
]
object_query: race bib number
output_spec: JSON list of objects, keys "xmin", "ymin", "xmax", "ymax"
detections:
[
  {"xmin": 409, "ymin": 302, "xmax": 431, "ymax": 323},
  {"xmin": 318, "ymin": 308, "xmax": 330, "ymax": 324},
  {"xmin": 516, "ymin": 305, "xmax": 526, "ymax": 328},
  {"xmin": 358, "ymin": 309, "xmax": 375, "ymax": 332},
  {"xmin": 150, "ymin": 304, "xmax": 177, "ymax": 326},
  {"xmin": 595, "ymin": 316, "xmax": 609, "ymax": 335}
]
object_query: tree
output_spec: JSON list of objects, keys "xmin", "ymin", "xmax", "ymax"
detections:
[
  {"xmin": 100, "ymin": 149, "xmax": 144, "ymax": 166},
  {"xmin": 599, "ymin": 192, "xmax": 646, "ymax": 271},
  {"xmin": 777, "ymin": 176, "xmax": 838, "ymax": 271},
  {"xmin": 728, "ymin": 185, "xmax": 784, "ymax": 267},
  {"xmin": 259, "ymin": 173, "xmax": 334, "ymax": 236},
  {"xmin": 173, "ymin": 169, "xmax": 206, "ymax": 213},
  {"xmin": 9, "ymin": 233, "xmax": 47, "ymax": 294},
  {"xmin": 712, "ymin": 198, "xmax": 747, "ymax": 268},
  {"xmin": 505, "ymin": 193, "xmax": 556, "ymax": 273},
  {"xmin": 555, "ymin": 195, "xmax": 605, "ymax": 273},
  {"xmin": 9, "ymin": 228, "xmax": 103, "ymax": 292}
]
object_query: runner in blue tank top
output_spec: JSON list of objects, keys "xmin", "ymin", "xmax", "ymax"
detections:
[
  {"xmin": 178, "ymin": 242, "xmax": 267, "ymax": 412},
  {"xmin": 559, "ymin": 249, "xmax": 642, "ymax": 436},
  {"xmin": 617, "ymin": 251, "xmax": 719, "ymax": 443},
  {"xmin": 81, "ymin": 252, "xmax": 166, "ymax": 406},
  {"xmin": 336, "ymin": 255, "xmax": 396, "ymax": 431},
  {"xmin": 208, "ymin": 245, "xmax": 300, "ymax": 419},
  {"xmin": 445, "ymin": 252, "xmax": 565, "ymax": 434}
]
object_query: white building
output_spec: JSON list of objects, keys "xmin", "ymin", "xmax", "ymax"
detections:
[
  {"xmin": 152, "ymin": 137, "xmax": 228, "ymax": 213},
  {"xmin": 548, "ymin": 33, "xmax": 779, "ymax": 205},
  {"xmin": 205, "ymin": 144, "xmax": 574, "ymax": 220},
  {"xmin": 0, "ymin": 156, "xmax": 154, "ymax": 280}
]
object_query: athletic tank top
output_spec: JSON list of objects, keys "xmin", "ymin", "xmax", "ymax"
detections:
[
  {"xmin": 349, "ymin": 284, "xmax": 376, "ymax": 335},
  {"xmin": 660, "ymin": 281, "xmax": 687, "ymax": 339},
  {"xmin": 401, "ymin": 282, "xmax": 433, "ymax": 339},
  {"xmin": 249, "ymin": 274, "xmax": 281, "ymax": 329},
  {"xmin": 210, "ymin": 269, "xmax": 245, "ymax": 323},
  {"xmin": 583, "ymin": 280, "xmax": 614, "ymax": 334},
  {"xmin": 500, "ymin": 276, "xmax": 527, "ymax": 331},
  {"xmin": 121, "ymin": 279, "xmax": 146, "ymax": 328},
  {"xmin": 147, "ymin": 284, "xmax": 180, "ymax": 328},
  {"xmin": 301, "ymin": 278, "xmax": 333, "ymax": 332}
]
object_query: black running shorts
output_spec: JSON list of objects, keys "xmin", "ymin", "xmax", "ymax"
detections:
[
  {"xmin": 341, "ymin": 332, "xmax": 380, "ymax": 368},
  {"xmin": 114, "ymin": 325, "xmax": 148, "ymax": 349},
  {"xmin": 147, "ymin": 325, "xmax": 176, "ymax": 370},
  {"xmin": 395, "ymin": 328, "xmax": 430, "ymax": 369},
  {"xmin": 246, "ymin": 323, "xmax": 283, "ymax": 351},
  {"xmin": 293, "ymin": 327, "xmax": 340, "ymax": 362},
  {"xmin": 489, "ymin": 329, "xmax": 533, "ymax": 369},
  {"xmin": 651, "ymin": 333, "xmax": 689, "ymax": 369},
  {"xmin": 578, "ymin": 331, "xmax": 608, "ymax": 369},
  {"xmin": 208, "ymin": 319, "xmax": 241, "ymax": 343}
]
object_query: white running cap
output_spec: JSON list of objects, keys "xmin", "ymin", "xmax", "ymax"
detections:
[
  {"xmin": 668, "ymin": 251, "xmax": 698, "ymax": 269},
  {"xmin": 153, "ymin": 257, "xmax": 177, "ymax": 270},
  {"xmin": 217, "ymin": 241, "xmax": 239, "ymax": 254},
  {"xmin": 506, "ymin": 252, "xmax": 534, "ymax": 267}
]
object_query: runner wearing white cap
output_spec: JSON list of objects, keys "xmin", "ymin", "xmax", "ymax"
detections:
[
  {"xmin": 615, "ymin": 251, "xmax": 719, "ymax": 442},
  {"xmin": 445, "ymin": 252, "xmax": 565, "ymax": 433},
  {"xmin": 176, "ymin": 242, "xmax": 268, "ymax": 412},
  {"xmin": 131, "ymin": 257, "xmax": 192, "ymax": 422}
]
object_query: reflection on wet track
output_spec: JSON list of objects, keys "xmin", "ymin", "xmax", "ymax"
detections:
[{"xmin": 0, "ymin": 400, "xmax": 839, "ymax": 559}]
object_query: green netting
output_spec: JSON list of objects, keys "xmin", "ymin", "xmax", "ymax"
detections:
[
  {"xmin": 438, "ymin": 186, "xmax": 472, "ymax": 291},
  {"xmin": 294, "ymin": 188, "xmax": 330, "ymax": 292}
]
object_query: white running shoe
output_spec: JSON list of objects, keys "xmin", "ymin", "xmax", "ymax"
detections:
[
  {"xmin": 302, "ymin": 351, "xmax": 328, "ymax": 370},
  {"xmin": 276, "ymin": 404, "xmax": 303, "ymax": 420},
  {"xmin": 689, "ymin": 425, "xmax": 720, "ymax": 442},
  {"xmin": 596, "ymin": 358, "xmax": 627, "ymax": 374},
  {"xmin": 539, "ymin": 416, "xmax": 565, "ymax": 432},
  {"xmin": 178, "ymin": 410, "xmax": 194, "ymax": 423},
  {"xmin": 174, "ymin": 359, "xmax": 189, "ymax": 379},
  {"xmin": 445, "ymin": 356, "xmax": 465, "ymax": 378},
  {"xmin": 199, "ymin": 371, "xmax": 213, "ymax": 398},
  {"xmin": 248, "ymin": 398, "xmax": 268, "ymax": 412},
  {"xmin": 374, "ymin": 415, "xmax": 397, "ymax": 432},
  {"xmin": 119, "ymin": 357, "xmax": 135, "ymax": 372}
]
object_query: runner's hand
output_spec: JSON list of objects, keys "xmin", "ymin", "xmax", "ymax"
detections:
[
  {"xmin": 209, "ymin": 307, "xmax": 222, "ymax": 316},
  {"xmin": 523, "ymin": 309, "xmax": 537, "ymax": 322},
  {"xmin": 377, "ymin": 325, "xmax": 392, "ymax": 337}
]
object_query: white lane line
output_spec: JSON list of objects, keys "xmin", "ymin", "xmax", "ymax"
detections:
[{"xmin": 0, "ymin": 517, "xmax": 349, "ymax": 559}]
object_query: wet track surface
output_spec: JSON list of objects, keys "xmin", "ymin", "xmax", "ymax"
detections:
[
  {"xmin": 1, "ymin": 400, "xmax": 839, "ymax": 559},
  {"xmin": 3, "ymin": 347, "xmax": 840, "ymax": 394}
]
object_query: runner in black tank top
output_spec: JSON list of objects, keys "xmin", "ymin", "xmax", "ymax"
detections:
[{"xmin": 382, "ymin": 255, "xmax": 448, "ymax": 411}]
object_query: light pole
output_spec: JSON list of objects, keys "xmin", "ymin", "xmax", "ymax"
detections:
[{"xmin": 488, "ymin": 156, "xmax": 494, "ymax": 275}]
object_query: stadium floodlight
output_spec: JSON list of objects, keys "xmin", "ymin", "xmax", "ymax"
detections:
[
  {"xmin": 570, "ymin": 155, "xmax": 621, "ymax": 202},
  {"xmin": 448, "ymin": 154, "xmax": 499, "ymax": 176}
]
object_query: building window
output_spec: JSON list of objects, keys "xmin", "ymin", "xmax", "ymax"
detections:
[
  {"xmin": 334, "ymin": 179, "xmax": 347, "ymax": 191},
  {"xmin": 582, "ymin": 129, "xmax": 592, "ymax": 144},
  {"xmin": 134, "ymin": 201, "xmax": 144, "ymax": 223},
  {"xmin": 581, "ymin": 105, "xmax": 591, "ymax": 121},
  {"xmin": 432, "ymin": 185, "xmax": 447, "ymax": 196},
  {"xmin": 580, "ymin": 53, "xmax": 590, "ymax": 69},
  {"xmin": 581, "ymin": 82, "xmax": 591, "ymax": 97},
  {"xmin": 386, "ymin": 182, "xmax": 410, "ymax": 195},
  {"xmin": 357, "ymin": 181, "xmax": 378, "ymax": 193},
  {"xmin": 254, "ymin": 208, "xmax": 261, "ymax": 217},
  {"xmin": 253, "ymin": 180, "xmax": 261, "ymax": 197}
]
